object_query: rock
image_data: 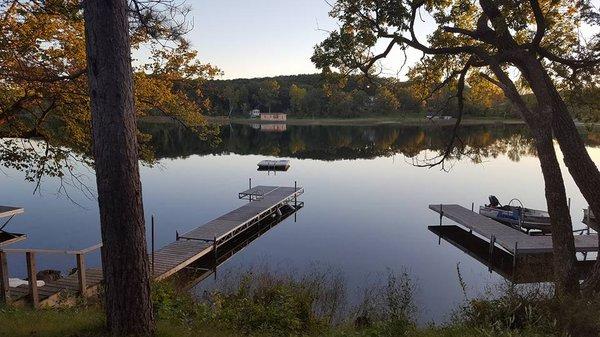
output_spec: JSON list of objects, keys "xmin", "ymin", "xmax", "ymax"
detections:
[{"xmin": 36, "ymin": 269, "xmax": 61, "ymax": 282}]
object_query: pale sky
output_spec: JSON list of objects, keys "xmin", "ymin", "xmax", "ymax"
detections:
[
  {"xmin": 186, "ymin": 0, "xmax": 599, "ymax": 80},
  {"xmin": 187, "ymin": 0, "xmax": 431, "ymax": 79},
  {"xmin": 188, "ymin": 0, "xmax": 337, "ymax": 79}
]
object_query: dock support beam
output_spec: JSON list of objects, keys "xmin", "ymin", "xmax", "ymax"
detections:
[
  {"xmin": 76, "ymin": 253, "xmax": 87, "ymax": 296},
  {"xmin": 488, "ymin": 235, "xmax": 496, "ymax": 272},
  {"xmin": 26, "ymin": 252, "xmax": 39, "ymax": 308},
  {"xmin": 512, "ymin": 242, "xmax": 518, "ymax": 273},
  {"xmin": 0, "ymin": 251, "xmax": 9, "ymax": 304}
]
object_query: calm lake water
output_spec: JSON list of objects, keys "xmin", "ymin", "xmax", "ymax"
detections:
[{"xmin": 1, "ymin": 122, "xmax": 600, "ymax": 322}]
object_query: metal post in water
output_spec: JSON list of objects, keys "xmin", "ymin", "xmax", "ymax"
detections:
[
  {"xmin": 249, "ymin": 178, "xmax": 253, "ymax": 202},
  {"xmin": 294, "ymin": 181, "xmax": 297, "ymax": 209},
  {"xmin": 439, "ymin": 204, "xmax": 443, "ymax": 226},
  {"xmin": 471, "ymin": 202, "xmax": 474, "ymax": 212},
  {"xmin": 151, "ymin": 214, "xmax": 155, "ymax": 276},
  {"xmin": 513, "ymin": 242, "xmax": 518, "ymax": 271}
]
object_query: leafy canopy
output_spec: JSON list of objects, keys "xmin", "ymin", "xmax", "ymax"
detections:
[{"xmin": 0, "ymin": 0, "xmax": 220, "ymax": 187}]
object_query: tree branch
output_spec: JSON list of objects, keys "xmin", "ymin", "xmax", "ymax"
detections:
[{"xmin": 529, "ymin": 0, "xmax": 546, "ymax": 46}]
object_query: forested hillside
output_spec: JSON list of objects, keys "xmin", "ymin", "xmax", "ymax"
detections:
[{"xmin": 196, "ymin": 74, "xmax": 517, "ymax": 118}]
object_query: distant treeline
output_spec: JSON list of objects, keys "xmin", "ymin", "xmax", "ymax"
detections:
[{"xmin": 195, "ymin": 74, "xmax": 517, "ymax": 118}]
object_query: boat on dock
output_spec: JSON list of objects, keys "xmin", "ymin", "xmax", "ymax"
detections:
[
  {"xmin": 257, "ymin": 159, "xmax": 290, "ymax": 172},
  {"xmin": 479, "ymin": 196, "xmax": 551, "ymax": 233}
]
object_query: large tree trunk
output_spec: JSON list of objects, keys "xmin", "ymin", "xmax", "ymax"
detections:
[
  {"xmin": 487, "ymin": 62, "xmax": 580, "ymax": 297},
  {"xmin": 83, "ymin": 0, "xmax": 155, "ymax": 336},
  {"xmin": 520, "ymin": 56, "xmax": 600, "ymax": 293},
  {"xmin": 530, "ymin": 125, "xmax": 580, "ymax": 297}
]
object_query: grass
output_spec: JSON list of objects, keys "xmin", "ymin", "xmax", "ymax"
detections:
[{"xmin": 1, "ymin": 270, "xmax": 599, "ymax": 337}]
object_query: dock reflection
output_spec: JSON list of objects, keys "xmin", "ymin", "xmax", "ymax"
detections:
[
  {"xmin": 170, "ymin": 203, "xmax": 302, "ymax": 290},
  {"xmin": 429, "ymin": 225, "xmax": 595, "ymax": 284}
]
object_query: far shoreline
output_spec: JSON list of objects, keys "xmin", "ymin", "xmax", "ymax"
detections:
[{"xmin": 205, "ymin": 115, "xmax": 527, "ymax": 127}]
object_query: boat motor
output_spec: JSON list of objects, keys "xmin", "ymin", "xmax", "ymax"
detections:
[{"xmin": 488, "ymin": 195, "xmax": 500, "ymax": 207}]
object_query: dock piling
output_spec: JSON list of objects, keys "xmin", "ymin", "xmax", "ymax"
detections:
[
  {"xmin": 0, "ymin": 251, "xmax": 9, "ymax": 304},
  {"xmin": 512, "ymin": 242, "xmax": 518, "ymax": 272},
  {"xmin": 26, "ymin": 252, "xmax": 39, "ymax": 307},
  {"xmin": 76, "ymin": 253, "xmax": 87, "ymax": 296},
  {"xmin": 294, "ymin": 181, "xmax": 298, "ymax": 209}
]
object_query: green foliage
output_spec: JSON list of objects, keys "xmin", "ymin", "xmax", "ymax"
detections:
[
  {"xmin": 210, "ymin": 274, "xmax": 329, "ymax": 335},
  {"xmin": 455, "ymin": 282, "xmax": 600, "ymax": 337},
  {"xmin": 312, "ymin": 0, "xmax": 599, "ymax": 122},
  {"xmin": 2, "ymin": 274, "xmax": 600, "ymax": 337}
]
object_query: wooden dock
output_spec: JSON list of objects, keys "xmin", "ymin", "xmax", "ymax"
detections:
[
  {"xmin": 1, "ymin": 185, "xmax": 303, "ymax": 307},
  {"xmin": 429, "ymin": 225, "xmax": 595, "ymax": 283},
  {"xmin": 430, "ymin": 204, "xmax": 599, "ymax": 254}
]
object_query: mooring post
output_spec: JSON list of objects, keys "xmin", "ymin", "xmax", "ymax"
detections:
[
  {"xmin": 294, "ymin": 181, "xmax": 298, "ymax": 209},
  {"xmin": 213, "ymin": 235, "xmax": 217, "ymax": 260},
  {"xmin": 512, "ymin": 242, "xmax": 518, "ymax": 272},
  {"xmin": 587, "ymin": 206, "xmax": 592, "ymax": 234},
  {"xmin": 0, "ymin": 251, "xmax": 9, "ymax": 304},
  {"xmin": 488, "ymin": 235, "xmax": 495, "ymax": 260},
  {"xmin": 26, "ymin": 252, "xmax": 39, "ymax": 308},
  {"xmin": 471, "ymin": 202, "xmax": 474, "ymax": 212},
  {"xmin": 151, "ymin": 214, "xmax": 155, "ymax": 277},
  {"xmin": 76, "ymin": 253, "xmax": 87, "ymax": 296},
  {"xmin": 439, "ymin": 204, "xmax": 443, "ymax": 226},
  {"xmin": 487, "ymin": 235, "xmax": 496, "ymax": 273},
  {"xmin": 249, "ymin": 178, "xmax": 253, "ymax": 202}
]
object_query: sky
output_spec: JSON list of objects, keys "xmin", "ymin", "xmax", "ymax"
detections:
[
  {"xmin": 186, "ymin": 0, "xmax": 599, "ymax": 80},
  {"xmin": 188, "ymin": 0, "xmax": 340, "ymax": 79},
  {"xmin": 187, "ymin": 0, "xmax": 432, "ymax": 79}
]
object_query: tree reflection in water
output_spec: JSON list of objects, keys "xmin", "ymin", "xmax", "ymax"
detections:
[{"xmin": 142, "ymin": 122, "xmax": 600, "ymax": 163}]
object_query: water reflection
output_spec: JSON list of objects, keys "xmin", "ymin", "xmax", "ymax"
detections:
[
  {"xmin": 2, "ymin": 122, "xmax": 600, "ymax": 322},
  {"xmin": 143, "ymin": 122, "xmax": 600, "ymax": 162}
]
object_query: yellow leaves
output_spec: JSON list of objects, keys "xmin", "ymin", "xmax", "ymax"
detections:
[
  {"xmin": 1, "ymin": 0, "xmax": 219, "ymax": 159},
  {"xmin": 466, "ymin": 73, "xmax": 504, "ymax": 109}
]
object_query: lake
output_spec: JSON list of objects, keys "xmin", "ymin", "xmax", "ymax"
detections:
[{"xmin": 1, "ymin": 122, "xmax": 599, "ymax": 322}]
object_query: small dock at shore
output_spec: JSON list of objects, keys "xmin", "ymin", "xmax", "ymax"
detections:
[
  {"xmin": 429, "ymin": 204, "xmax": 599, "ymax": 283},
  {"xmin": 429, "ymin": 204, "xmax": 599, "ymax": 255},
  {"xmin": 0, "ymin": 185, "xmax": 303, "ymax": 307}
]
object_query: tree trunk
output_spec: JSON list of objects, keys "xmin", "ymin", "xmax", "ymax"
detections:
[
  {"xmin": 486, "ymin": 62, "xmax": 580, "ymax": 297},
  {"xmin": 83, "ymin": 0, "xmax": 155, "ymax": 336},
  {"xmin": 520, "ymin": 56, "xmax": 600, "ymax": 293},
  {"xmin": 530, "ymin": 126, "xmax": 580, "ymax": 298}
]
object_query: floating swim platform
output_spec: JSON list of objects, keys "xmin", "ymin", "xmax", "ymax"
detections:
[{"xmin": 257, "ymin": 160, "xmax": 290, "ymax": 171}]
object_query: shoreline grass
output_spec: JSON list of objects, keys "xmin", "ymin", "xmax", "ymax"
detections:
[{"xmin": 2, "ymin": 269, "xmax": 599, "ymax": 337}]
